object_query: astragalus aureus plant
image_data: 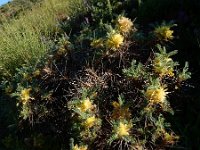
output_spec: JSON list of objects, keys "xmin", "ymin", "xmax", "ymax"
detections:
[
  {"xmin": 68, "ymin": 88, "xmax": 101, "ymax": 146},
  {"xmin": 2, "ymin": 0, "xmax": 192, "ymax": 148}
]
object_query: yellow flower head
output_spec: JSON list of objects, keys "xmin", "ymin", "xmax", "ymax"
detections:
[
  {"xmin": 23, "ymin": 73, "xmax": 32, "ymax": 81},
  {"xmin": 112, "ymin": 101, "xmax": 120, "ymax": 108},
  {"xmin": 106, "ymin": 33, "xmax": 124, "ymax": 50},
  {"xmin": 145, "ymin": 87, "xmax": 167, "ymax": 104},
  {"xmin": 20, "ymin": 88, "xmax": 32, "ymax": 104},
  {"xmin": 78, "ymin": 98, "xmax": 93, "ymax": 112},
  {"xmin": 154, "ymin": 26, "xmax": 174, "ymax": 41},
  {"xmin": 153, "ymin": 57, "xmax": 175, "ymax": 77},
  {"xmin": 57, "ymin": 47, "xmax": 67, "ymax": 55},
  {"xmin": 33, "ymin": 69, "xmax": 40, "ymax": 77},
  {"xmin": 154, "ymin": 57, "xmax": 172, "ymax": 65},
  {"xmin": 163, "ymin": 132, "xmax": 179, "ymax": 145},
  {"xmin": 90, "ymin": 38, "xmax": 104, "ymax": 48},
  {"xmin": 73, "ymin": 144, "xmax": 88, "ymax": 150},
  {"xmin": 116, "ymin": 122, "xmax": 132, "ymax": 138},
  {"xmin": 112, "ymin": 101, "xmax": 131, "ymax": 120},
  {"xmin": 166, "ymin": 68, "xmax": 174, "ymax": 77},
  {"xmin": 117, "ymin": 16, "xmax": 133, "ymax": 34},
  {"xmin": 84, "ymin": 116, "xmax": 96, "ymax": 128}
]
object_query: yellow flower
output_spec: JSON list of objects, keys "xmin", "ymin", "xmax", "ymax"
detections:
[
  {"xmin": 33, "ymin": 69, "xmax": 40, "ymax": 77},
  {"xmin": 117, "ymin": 16, "xmax": 133, "ymax": 33},
  {"xmin": 153, "ymin": 57, "xmax": 175, "ymax": 77},
  {"xmin": 166, "ymin": 68, "xmax": 174, "ymax": 77},
  {"xmin": 112, "ymin": 101, "xmax": 131, "ymax": 120},
  {"xmin": 145, "ymin": 87, "xmax": 167, "ymax": 104},
  {"xmin": 163, "ymin": 132, "xmax": 179, "ymax": 145},
  {"xmin": 154, "ymin": 26, "xmax": 174, "ymax": 41},
  {"xmin": 153, "ymin": 65, "xmax": 174, "ymax": 77},
  {"xmin": 112, "ymin": 101, "xmax": 120, "ymax": 108},
  {"xmin": 106, "ymin": 33, "xmax": 124, "ymax": 50},
  {"xmin": 84, "ymin": 116, "xmax": 96, "ymax": 128},
  {"xmin": 78, "ymin": 98, "xmax": 93, "ymax": 112},
  {"xmin": 73, "ymin": 144, "xmax": 88, "ymax": 150},
  {"xmin": 116, "ymin": 122, "xmax": 132, "ymax": 138},
  {"xmin": 20, "ymin": 88, "xmax": 32, "ymax": 104},
  {"xmin": 90, "ymin": 38, "xmax": 104, "ymax": 48},
  {"xmin": 23, "ymin": 73, "xmax": 32, "ymax": 81},
  {"xmin": 57, "ymin": 47, "xmax": 67, "ymax": 55}
]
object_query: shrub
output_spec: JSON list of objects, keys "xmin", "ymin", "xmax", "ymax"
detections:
[{"xmin": 0, "ymin": 0, "xmax": 194, "ymax": 149}]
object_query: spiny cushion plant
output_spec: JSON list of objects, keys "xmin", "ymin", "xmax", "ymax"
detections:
[{"xmin": 1, "ymin": 1, "xmax": 192, "ymax": 150}]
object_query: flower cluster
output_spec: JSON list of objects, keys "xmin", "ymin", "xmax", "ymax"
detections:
[
  {"xmin": 111, "ymin": 98, "xmax": 131, "ymax": 120},
  {"xmin": 72, "ymin": 144, "xmax": 88, "ymax": 150},
  {"xmin": 90, "ymin": 38, "xmax": 104, "ymax": 49},
  {"xmin": 115, "ymin": 121, "xmax": 132, "ymax": 139},
  {"xmin": 154, "ymin": 25, "xmax": 174, "ymax": 41},
  {"xmin": 20, "ymin": 88, "xmax": 32, "ymax": 105},
  {"xmin": 68, "ymin": 88, "xmax": 101, "ymax": 146},
  {"xmin": 117, "ymin": 16, "xmax": 133, "ymax": 34},
  {"xmin": 152, "ymin": 116, "xmax": 179, "ymax": 145},
  {"xmin": 105, "ymin": 30, "xmax": 124, "ymax": 50},
  {"xmin": 91, "ymin": 16, "xmax": 134, "ymax": 53},
  {"xmin": 108, "ymin": 95, "xmax": 134, "ymax": 145},
  {"xmin": 77, "ymin": 97, "xmax": 94, "ymax": 113},
  {"xmin": 145, "ymin": 79, "xmax": 168, "ymax": 106},
  {"xmin": 153, "ymin": 45, "xmax": 179, "ymax": 77}
]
